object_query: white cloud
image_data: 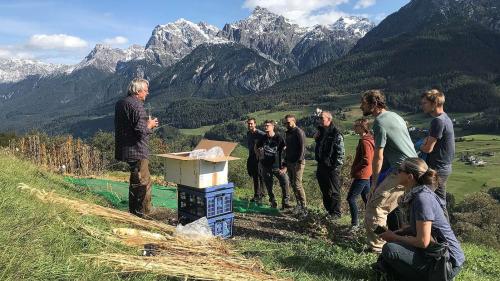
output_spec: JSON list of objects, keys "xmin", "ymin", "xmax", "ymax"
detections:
[
  {"xmin": 243, "ymin": 0, "xmax": 350, "ymax": 26},
  {"xmin": 0, "ymin": 46, "xmax": 33, "ymax": 59},
  {"xmin": 354, "ymin": 0, "xmax": 376, "ymax": 10},
  {"xmin": 27, "ymin": 34, "xmax": 88, "ymax": 50},
  {"xmin": 103, "ymin": 36, "xmax": 128, "ymax": 45}
]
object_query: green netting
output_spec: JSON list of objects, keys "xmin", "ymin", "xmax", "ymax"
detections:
[
  {"xmin": 64, "ymin": 177, "xmax": 279, "ymax": 215},
  {"xmin": 65, "ymin": 177, "xmax": 177, "ymax": 210}
]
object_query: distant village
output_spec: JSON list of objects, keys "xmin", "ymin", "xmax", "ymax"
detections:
[{"xmin": 458, "ymin": 152, "xmax": 495, "ymax": 167}]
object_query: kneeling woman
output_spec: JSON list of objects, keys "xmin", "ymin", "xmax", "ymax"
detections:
[{"xmin": 377, "ymin": 157, "xmax": 464, "ymax": 280}]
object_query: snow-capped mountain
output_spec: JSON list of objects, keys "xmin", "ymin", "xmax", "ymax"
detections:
[
  {"xmin": 327, "ymin": 16, "xmax": 375, "ymax": 38},
  {"xmin": 0, "ymin": 6, "xmax": 376, "ymax": 135},
  {"xmin": 218, "ymin": 7, "xmax": 374, "ymax": 71},
  {"xmin": 0, "ymin": 58, "xmax": 68, "ymax": 83},
  {"xmin": 292, "ymin": 16, "xmax": 375, "ymax": 70},
  {"xmin": 145, "ymin": 19, "xmax": 228, "ymax": 66},
  {"xmin": 218, "ymin": 6, "xmax": 308, "ymax": 65},
  {"xmin": 73, "ymin": 44, "xmax": 145, "ymax": 73}
]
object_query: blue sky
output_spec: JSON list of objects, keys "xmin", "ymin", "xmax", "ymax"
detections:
[{"xmin": 0, "ymin": 0, "xmax": 410, "ymax": 64}]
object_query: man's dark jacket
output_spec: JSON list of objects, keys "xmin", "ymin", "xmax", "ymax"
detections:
[
  {"xmin": 114, "ymin": 95, "xmax": 152, "ymax": 161},
  {"xmin": 315, "ymin": 124, "xmax": 345, "ymax": 168}
]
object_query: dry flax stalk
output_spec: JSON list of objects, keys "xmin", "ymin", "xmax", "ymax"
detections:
[{"xmin": 84, "ymin": 253, "xmax": 289, "ymax": 281}]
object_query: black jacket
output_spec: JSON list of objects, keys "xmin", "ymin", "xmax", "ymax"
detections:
[
  {"xmin": 315, "ymin": 124, "xmax": 345, "ymax": 168},
  {"xmin": 285, "ymin": 126, "xmax": 306, "ymax": 163}
]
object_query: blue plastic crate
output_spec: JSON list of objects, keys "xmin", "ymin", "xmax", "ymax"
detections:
[
  {"xmin": 177, "ymin": 183, "xmax": 233, "ymax": 218},
  {"xmin": 178, "ymin": 211, "xmax": 234, "ymax": 239}
]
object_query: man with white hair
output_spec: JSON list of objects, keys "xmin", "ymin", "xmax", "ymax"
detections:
[{"xmin": 115, "ymin": 78, "xmax": 159, "ymax": 218}]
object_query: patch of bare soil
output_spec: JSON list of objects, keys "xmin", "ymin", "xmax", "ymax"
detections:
[{"xmin": 149, "ymin": 207, "xmax": 365, "ymax": 250}]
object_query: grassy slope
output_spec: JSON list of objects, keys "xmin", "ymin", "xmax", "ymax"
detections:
[
  {"xmin": 0, "ymin": 151, "xmax": 157, "ymax": 281},
  {"xmin": 448, "ymin": 135, "xmax": 500, "ymax": 201},
  {"xmin": 1, "ymin": 151, "xmax": 499, "ymax": 280}
]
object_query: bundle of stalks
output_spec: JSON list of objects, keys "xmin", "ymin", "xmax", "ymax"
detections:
[
  {"xmin": 83, "ymin": 253, "xmax": 289, "ymax": 281},
  {"xmin": 18, "ymin": 183, "xmax": 175, "ymax": 234},
  {"xmin": 18, "ymin": 183, "xmax": 290, "ymax": 280},
  {"xmin": 81, "ymin": 226, "xmax": 232, "ymax": 257}
]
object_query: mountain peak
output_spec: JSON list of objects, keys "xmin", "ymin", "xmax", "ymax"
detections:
[
  {"xmin": 252, "ymin": 6, "xmax": 275, "ymax": 16},
  {"xmin": 76, "ymin": 44, "xmax": 145, "ymax": 73},
  {"xmin": 0, "ymin": 58, "xmax": 66, "ymax": 83},
  {"xmin": 327, "ymin": 16, "xmax": 375, "ymax": 37}
]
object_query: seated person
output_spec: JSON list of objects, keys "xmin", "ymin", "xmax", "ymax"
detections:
[{"xmin": 374, "ymin": 157, "xmax": 465, "ymax": 281}]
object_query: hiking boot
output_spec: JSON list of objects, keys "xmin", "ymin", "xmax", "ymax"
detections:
[
  {"xmin": 143, "ymin": 207, "xmax": 172, "ymax": 221},
  {"xmin": 280, "ymin": 203, "xmax": 293, "ymax": 211},
  {"xmin": 270, "ymin": 201, "xmax": 278, "ymax": 209}
]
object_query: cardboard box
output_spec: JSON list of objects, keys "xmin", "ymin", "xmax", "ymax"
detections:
[{"xmin": 155, "ymin": 139, "xmax": 239, "ymax": 188}]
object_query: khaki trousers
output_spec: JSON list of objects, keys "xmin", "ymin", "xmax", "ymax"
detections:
[
  {"xmin": 128, "ymin": 159, "xmax": 152, "ymax": 217},
  {"xmin": 286, "ymin": 160, "xmax": 307, "ymax": 207},
  {"xmin": 364, "ymin": 172, "xmax": 405, "ymax": 251}
]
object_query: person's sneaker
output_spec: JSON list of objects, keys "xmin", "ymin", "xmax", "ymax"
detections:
[
  {"xmin": 270, "ymin": 201, "xmax": 278, "ymax": 209},
  {"xmin": 350, "ymin": 224, "xmax": 360, "ymax": 233},
  {"xmin": 280, "ymin": 203, "xmax": 293, "ymax": 211},
  {"xmin": 362, "ymin": 245, "xmax": 382, "ymax": 254}
]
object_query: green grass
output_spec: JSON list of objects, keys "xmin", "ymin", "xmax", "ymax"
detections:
[
  {"xmin": 0, "ymin": 151, "xmax": 158, "ymax": 281},
  {"xmin": 447, "ymin": 134, "xmax": 500, "ymax": 201},
  {"xmin": 235, "ymin": 237, "xmax": 499, "ymax": 281}
]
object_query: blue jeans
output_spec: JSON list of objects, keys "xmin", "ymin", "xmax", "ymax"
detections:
[
  {"xmin": 346, "ymin": 179, "xmax": 370, "ymax": 226},
  {"xmin": 381, "ymin": 242, "xmax": 462, "ymax": 281}
]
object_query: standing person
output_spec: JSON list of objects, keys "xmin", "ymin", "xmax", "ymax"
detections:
[
  {"xmin": 314, "ymin": 111, "xmax": 345, "ymax": 218},
  {"xmin": 360, "ymin": 89, "xmax": 418, "ymax": 253},
  {"xmin": 347, "ymin": 118, "xmax": 375, "ymax": 230},
  {"xmin": 115, "ymin": 78, "xmax": 159, "ymax": 218},
  {"xmin": 284, "ymin": 114, "xmax": 307, "ymax": 211},
  {"xmin": 246, "ymin": 117, "xmax": 266, "ymax": 204},
  {"xmin": 256, "ymin": 120, "xmax": 291, "ymax": 209},
  {"xmin": 375, "ymin": 157, "xmax": 464, "ymax": 281},
  {"xmin": 420, "ymin": 89, "xmax": 455, "ymax": 217}
]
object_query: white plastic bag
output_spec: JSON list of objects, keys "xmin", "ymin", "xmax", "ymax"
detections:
[
  {"xmin": 174, "ymin": 217, "xmax": 214, "ymax": 239},
  {"xmin": 188, "ymin": 149, "xmax": 207, "ymax": 159},
  {"xmin": 204, "ymin": 146, "xmax": 224, "ymax": 158},
  {"xmin": 188, "ymin": 146, "xmax": 224, "ymax": 159}
]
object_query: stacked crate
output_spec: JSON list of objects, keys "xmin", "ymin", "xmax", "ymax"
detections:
[
  {"xmin": 177, "ymin": 183, "xmax": 234, "ymax": 238},
  {"xmin": 155, "ymin": 139, "xmax": 239, "ymax": 239}
]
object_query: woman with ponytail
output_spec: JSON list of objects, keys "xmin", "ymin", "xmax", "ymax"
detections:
[{"xmin": 373, "ymin": 157, "xmax": 464, "ymax": 281}]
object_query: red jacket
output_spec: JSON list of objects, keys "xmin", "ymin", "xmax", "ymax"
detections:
[{"xmin": 350, "ymin": 134, "xmax": 375, "ymax": 179}]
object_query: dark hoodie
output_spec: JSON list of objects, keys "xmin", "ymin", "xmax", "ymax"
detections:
[{"xmin": 350, "ymin": 133, "xmax": 375, "ymax": 179}]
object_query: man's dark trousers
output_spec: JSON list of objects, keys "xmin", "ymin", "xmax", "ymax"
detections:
[
  {"xmin": 316, "ymin": 163, "xmax": 342, "ymax": 217},
  {"xmin": 247, "ymin": 155, "xmax": 266, "ymax": 200},
  {"xmin": 128, "ymin": 159, "xmax": 152, "ymax": 217}
]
